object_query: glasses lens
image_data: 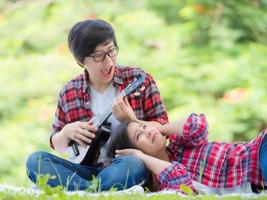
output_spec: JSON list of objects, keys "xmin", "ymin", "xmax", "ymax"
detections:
[
  {"xmin": 93, "ymin": 52, "xmax": 105, "ymax": 62},
  {"xmin": 108, "ymin": 47, "xmax": 118, "ymax": 57},
  {"xmin": 91, "ymin": 46, "xmax": 119, "ymax": 62}
]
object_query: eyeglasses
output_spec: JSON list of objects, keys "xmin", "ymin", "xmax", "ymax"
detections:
[{"xmin": 89, "ymin": 46, "xmax": 119, "ymax": 62}]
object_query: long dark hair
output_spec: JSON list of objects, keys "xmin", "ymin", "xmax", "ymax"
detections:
[
  {"xmin": 107, "ymin": 122, "xmax": 158, "ymax": 192},
  {"xmin": 107, "ymin": 122, "xmax": 137, "ymax": 158}
]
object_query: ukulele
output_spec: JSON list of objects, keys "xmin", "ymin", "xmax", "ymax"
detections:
[{"xmin": 66, "ymin": 73, "xmax": 146, "ymax": 165}]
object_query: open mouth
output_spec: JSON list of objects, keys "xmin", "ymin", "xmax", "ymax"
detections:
[{"xmin": 101, "ymin": 67, "xmax": 112, "ymax": 78}]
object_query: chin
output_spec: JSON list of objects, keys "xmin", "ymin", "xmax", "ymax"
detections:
[{"xmin": 101, "ymin": 74, "xmax": 113, "ymax": 84}]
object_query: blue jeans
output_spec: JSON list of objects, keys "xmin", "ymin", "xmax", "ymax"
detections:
[
  {"xmin": 260, "ymin": 134, "xmax": 267, "ymax": 182},
  {"xmin": 26, "ymin": 151, "xmax": 148, "ymax": 191}
]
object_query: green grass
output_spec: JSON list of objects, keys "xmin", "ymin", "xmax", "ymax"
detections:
[
  {"xmin": 1, "ymin": 170, "xmax": 266, "ymax": 200},
  {"xmin": 1, "ymin": 176, "xmax": 267, "ymax": 200},
  {"xmin": 1, "ymin": 191, "xmax": 267, "ymax": 200}
]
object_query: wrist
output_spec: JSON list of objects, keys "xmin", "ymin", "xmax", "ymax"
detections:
[
  {"xmin": 138, "ymin": 151, "xmax": 145, "ymax": 160},
  {"xmin": 128, "ymin": 115, "xmax": 138, "ymax": 123},
  {"xmin": 61, "ymin": 127, "xmax": 69, "ymax": 139},
  {"xmin": 132, "ymin": 118, "xmax": 142, "ymax": 125}
]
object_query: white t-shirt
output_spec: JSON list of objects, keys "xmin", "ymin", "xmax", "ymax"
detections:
[{"xmin": 90, "ymin": 84, "xmax": 121, "ymax": 165}]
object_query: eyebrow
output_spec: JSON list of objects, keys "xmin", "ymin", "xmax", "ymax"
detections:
[
  {"xmin": 94, "ymin": 45, "xmax": 115, "ymax": 54},
  {"xmin": 103, "ymin": 40, "xmax": 113, "ymax": 46}
]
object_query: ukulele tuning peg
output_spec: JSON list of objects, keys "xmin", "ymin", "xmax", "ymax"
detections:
[
  {"xmin": 134, "ymin": 91, "xmax": 141, "ymax": 96},
  {"xmin": 140, "ymin": 86, "xmax": 145, "ymax": 91}
]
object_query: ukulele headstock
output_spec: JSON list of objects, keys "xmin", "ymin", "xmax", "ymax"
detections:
[{"xmin": 123, "ymin": 73, "xmax": 146, "ymax": 97}]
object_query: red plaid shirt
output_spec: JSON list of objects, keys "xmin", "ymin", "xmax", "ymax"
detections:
[
  {"xmin": 50, "ymin": 65, "xmax": 168, "ymax": 148},
  {"xmin": 157, "ymin": 113, "xmax": 267, "ymax": 192}
]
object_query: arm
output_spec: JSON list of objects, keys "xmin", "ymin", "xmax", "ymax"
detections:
[
  {"xmin": 50, "ymin": 97, "xmax": 69, "ymax": 152},
  {"xmin": 51, "ymin": 130, "xmax": 70, "ymax": 153},
  {"xmin": 141, "ymin": 72, "xmax": 168, "ymax": 125},
  {"xmin": 112, "ymin": 96, "xmax": 163, "ymax": 127},
  {"xmin": 159, "ymin": 114, "xmax": 209, "ymax": 147},
  {"xmin": 116, "ymin": 149, "xmax": 172, "ymax": 175},
  {"xmin": 51, "ymin": 122, "xmax": 96, "ymax": 153},
  {"xmin": 50, "ymin": 93, "xmax": 96, "ymax": 153},
  {"xmin": 112, "ymin": 72, "xmax": 168, "ymax": 127},
  {"xmin": 156, "ymin": 118, "xmax": 188, "ymax": 136},
  {"xmin": 116, "ymin": 149, "xmax": 195, "ymax": 192}
]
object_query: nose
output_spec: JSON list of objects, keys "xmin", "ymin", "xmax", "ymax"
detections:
[{"xmin": 143, "ymin": 131, "xmax": 151, "ymax": 139}]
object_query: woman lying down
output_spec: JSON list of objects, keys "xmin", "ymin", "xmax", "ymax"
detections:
[{"xmin": 108, "ymin": 113, "xmax": 267, "ymax": 195}]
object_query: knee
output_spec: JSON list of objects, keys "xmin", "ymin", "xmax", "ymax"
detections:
[
  {"xmin": 114, "ymin": 155, "xmax": 148, "ymax": 176},
  {"xmin": 117, "ymin": 155, "xmax": 145, "ymax": 167},
  {"xmin": 26, "ymin": 151, "xmax": 51, "ymax": 183},
  {"xmin": 26, "ymin": 151, "xmax": 50, "ymax": 172},
  {"xmin": 99, "ymin": 156, "xmax": 148, "ymax": 190},
  {"xmin": 259, "ymin": 137, "xmax": 267, "ymax": 180}
]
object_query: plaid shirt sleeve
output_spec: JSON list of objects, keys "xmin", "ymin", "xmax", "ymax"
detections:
[
  {"xmin": 141, "ymin": 72, "xmax": 168, "ymax": 125},
  {"xmin": 156, "ymin": 162, "xmax": 196, "ymax": 193},
  {"xmin": 49, "ymin": 90, "xmax": 67, "ymax": 149},
  {"xmin": 179, "ymin": 113, "xmax": 209, "ymax": 147}
]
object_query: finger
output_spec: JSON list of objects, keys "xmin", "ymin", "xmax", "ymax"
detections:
[
  {"xmin": 79, "ymin": 122, "xmax": 89, "ymax": 129},
  {"xmin": 112, "ymin": 104, "xmax": 123, "ymax": 117},
  {"xmin": 123, "ymin": 97, "xmax": 130, "ymax": 107},
  {"xmin": 116, "ymin": 98, "xmax": 127, "ymax": 111},
  {"xmin": 118, "ymin": 104, "xmax": 126, "ymax": 113},
  {"xmin": 79, "ymin": 122, "xmax": 97, "ymax": 132},
  {"xmin": 115, "ymin": 154, "xmax": 125, "ymax": 158},
  {"xmin": 155, "ymin": 125, "xmax": 167, "ymax": 134},
  {"xmin": 116, "ymin": 149, "xmax": 129, "ymax": 154},
  {"xmin": 113, "ymin": 96, "xmax": 122, "ymax": 106},
  {"xmin": 112, "ymin": 98, "xmax": 120, "ymax": 110},
  {"xmin": 116, "ymin": 96, "xmax": 124, "ymax": 105},
  {"xmin": 87, "ymin": 125, "xmax": 97, "ymax": 132},
  {"xmin": 76, "ymin": 134, "xmax": 92, "ymax": 145},
  {"xmin": 79, "ymin": 129, "xmax": 95, "ymax": 139},
  {"xmin": 74, "ymin": 138, "xmax": 88, "ymax": 148},
  {"xmin": 113, "ymin": 96, "xmax": 120, "ymax": 103}
]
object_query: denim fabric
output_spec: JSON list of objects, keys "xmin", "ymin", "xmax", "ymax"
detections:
[
  {"xmin": 260, "ymin": 135, "xmax": 267, "ymax": 182},
  {"xmin": 26, "ymin": 151, "xmax": 148, "ymax": 191}
]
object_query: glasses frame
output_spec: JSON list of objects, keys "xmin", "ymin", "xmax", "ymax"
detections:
[{"xmin": 89, "ymin": 46, "xmax": 119, "ymax": 63}]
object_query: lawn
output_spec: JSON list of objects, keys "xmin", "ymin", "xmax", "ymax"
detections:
[{"xmin": 1, "ymin": 185, "xmax": 267, "ymax": 200}]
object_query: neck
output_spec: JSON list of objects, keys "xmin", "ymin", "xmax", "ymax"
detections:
[
  {"xmin": 90, "ymin": 82, "xmax": 111, "ymax": 93},
  {"xmin": 85, "ymin": 70, "xmax": 113, "ymax": 93},
  {"xmin": 155, "ymin": 148, "xmax": 170, "ymax": 162}
]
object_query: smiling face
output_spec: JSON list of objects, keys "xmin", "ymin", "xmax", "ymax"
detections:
[
  {"xmin": 126, "ymin": 122, "xmax": 167, "ymax": 156},
  {"xmin": 83, "ymin": 40, "xmax": 117, "ymax": 90}
]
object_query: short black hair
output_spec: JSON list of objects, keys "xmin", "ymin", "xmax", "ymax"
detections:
[{"xmin": 68, "ymin": 19, "xmax": 118, "ymax": 66}]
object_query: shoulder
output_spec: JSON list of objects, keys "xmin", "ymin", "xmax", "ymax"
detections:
[
  {"xmin": 116, "ymin": 65, "xmax": 145, "ymax": 78},
  {"xmin": 59, "ymin": 73, "xmax": 85, "ymax": 97},
  {"xmin": 116, "ymin": 65, "xmax": 156, "ymax": 83}
]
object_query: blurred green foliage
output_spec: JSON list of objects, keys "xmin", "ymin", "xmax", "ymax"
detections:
[{"xmin": 0, "ymin": 0, "xmax": 266, "ymax": 186}]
